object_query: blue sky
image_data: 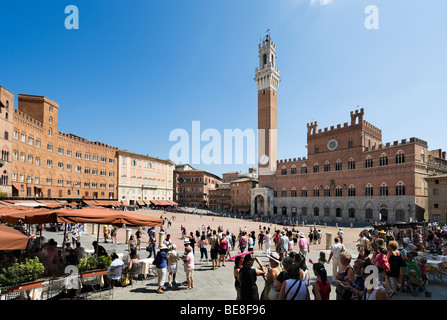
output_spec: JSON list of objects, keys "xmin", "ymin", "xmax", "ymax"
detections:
[{"xmin": 1, "ymin": 0, "xmax": 446, "ymax": 177}]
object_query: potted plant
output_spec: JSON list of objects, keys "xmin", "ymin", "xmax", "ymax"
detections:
[
  {"xmin": 0, "ymin": 257, "xmax": 45, "ymax": 293},
  {"xmin": 78, "ymin": 254, "xmax": 111, "ymax": 278}
]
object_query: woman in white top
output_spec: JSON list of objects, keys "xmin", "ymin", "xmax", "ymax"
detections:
[
  {"xmin": 278, "ymin": 264, "xmax": 310, "ymax": 300},
  {"xmin": 264, "ymin": 230, "xmax": 271, "ymax": 255}
]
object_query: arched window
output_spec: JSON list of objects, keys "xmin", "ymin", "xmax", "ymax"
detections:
[
  {"xmin": 301, "ymin": 187, "xmax": 307, "ymax": 197},
  {"xmin": 365, "ymin": 156, "xmax": 373, "ymax": 168},
  {"xmin": 291, "ymin": 187, "xmax": 297, "ymax": 197},
  {"xmin": 301, "ymin": 207, "xmax": 307, "ymax": 216},
  {"xmin": 313, "ymin": 162, "xmax": 319, "ymax": 173},
  {"xmin": 335, "ymin": 159, "xmax": 342, "ymax": 171},
  {"xmin": 324, "ymin": 207, "xmax": 330, "ymax": 217},
  {"xmin": 348, "ymin": 158, "xmax": 355, "ymax": 170},
  {"xmin": 273, "ymin": 189, "xmax": 277, "ymax": 197},
  {"xmin": 365, "ymin": 183, "xmax": 374, "ymax": 196},
  {"xmin": 335, "ymin": 185, "xmax": 342, "ymax": 197},
  {"xmin": 396, "ymin": 151, "xmax": 405, "ymax": 164},
  {"xmin": 281, "ymin": 166, "xmax": 287, "ymax": 175},
  {"xmin": 380, "ymin": 153, "xmax": 388, "ymax": 166},
  {"xmin": 396, "ymin": 182, "xmax": 405, "ymax": 195},
  {"xmin": 366, "ymin": 208, "xmax": 373, "ymax": 219},
  {"xmin": 313, "ymin": 186, "xmax": 320, "ymax": 197},
  {"xmin": 301, "ymin": 164, "xmax": 307, "ymax": 174},
  {"xmin": 336, "ymin": 207, "xmax": 342, "ymax": 217},
  {"xmin": 291, "ymin": 165, "xmax": 297, "ymax": 175},
  {"xmin": 324, "ymin": 186, "xmax": 330, "ymax": 197},
  {"xmin": 281, "ymin": 187, "xmax": 287, "ymax": 197},
  {"xmin": 380, "ymin": 182, "xmax": 388, "ymax": 196},
  {"xmin": 324, "ymin": 161, "xmax": 330, "ymax": 172},
  {"xmin": 348, "ymin": 208, "xmax": 355, "ymax": 218},
  {"xmin": 348, "ymin": 185, "xmax": 356, "ymax": 196},
  {"xmin": 314, "ymin": 207, "xmax": 320, "ymax": 216}
]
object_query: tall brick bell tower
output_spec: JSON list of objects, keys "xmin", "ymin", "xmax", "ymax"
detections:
[{"xmin": 255, "ymin": 33, "xmax": 280, "ymax": 177}]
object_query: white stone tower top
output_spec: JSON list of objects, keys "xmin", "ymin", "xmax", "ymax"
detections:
[{"xmin": 255, "ymin": 34, "xmax": 280, "ymax": 92}]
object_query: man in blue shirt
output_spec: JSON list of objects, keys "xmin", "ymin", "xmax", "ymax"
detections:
[{"xmin": 155, "ymin": 245, "xmax": 169, "ymax": 294}]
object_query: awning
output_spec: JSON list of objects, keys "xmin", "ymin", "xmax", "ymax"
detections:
[
  {"xmin": 136, "ymin": 200, "xmax": 146, "ymax": 206},
  {"xmin": 121, "ymin": 200, "xmax": 128, "ymax": 205},
  {"xmin": 0, "ymin": 224, "xmax": 29, "ymax": 250},
  {"xmin": 12, "ymin": 183, "xmax": 23, "ymax": 191},
  {"xmin": 83, "ymin": 200, "xmax": 99, "ymax": 206}
]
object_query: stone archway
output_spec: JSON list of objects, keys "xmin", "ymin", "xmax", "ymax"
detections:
[{"xmin": 254, "ymin": 194, "xmax": 265, "ymax": 216}]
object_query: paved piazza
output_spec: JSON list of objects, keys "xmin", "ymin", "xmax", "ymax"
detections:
[{"xmin": 40, "ymin": 208, "xmax": 446, "ymax": 301}]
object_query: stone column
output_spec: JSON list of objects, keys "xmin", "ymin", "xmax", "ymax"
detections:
[{"xmin": 158, "ymin": 231, "xmax": 165, "ymax": 249}]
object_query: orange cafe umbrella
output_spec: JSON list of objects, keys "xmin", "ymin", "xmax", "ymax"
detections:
[
  {"xmin": 54, "ymin": 207, "xmax": 163, "ymax": 227},
  {"xmin": 0, "ymin": 224, "xmax": 29, "ymax": 250},
  {"xmin": 0, "ymin": 208, "xmax": 58, "ymax": 225}
]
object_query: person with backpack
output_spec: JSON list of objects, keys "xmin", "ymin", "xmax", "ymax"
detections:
[
  {"xmin": 371, "ymin": 246, "xmax": 393, "ymax": 296},
  {"xmin": 239, "ymin": 232, "xmax": 248, "ymax": 253}
]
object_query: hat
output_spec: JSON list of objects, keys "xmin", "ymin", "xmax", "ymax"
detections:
[
  {"xmin": 159, "ymin": 245, "xmax": 169, "ymax": 250},
  {"xmin": 299, "ymin": 232, "xmax": 304, "ymax": 238},
  {"xmin": 267, "ymin": 252, "xmax": 281, "ymax": 263},
  {"xmin": 379, "ymin": 230, "xmax": 386, "ymax": 234}
]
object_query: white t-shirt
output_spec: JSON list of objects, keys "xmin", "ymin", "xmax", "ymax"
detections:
[
  {"xmin": 264, "ymin": 234, "xmax": 271, "ymax": 246},
  {"xmin": 330, "ymin": 243, "xmax": 345, "ymax": 258}
]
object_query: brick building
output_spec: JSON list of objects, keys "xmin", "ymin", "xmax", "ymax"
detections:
[
  {"xmin": 117, "ymin": 150, "xmax": 174, "ymax": 205},
  {"xmin": 9, "ymin": 88, "xmax": 118, "ymax": 200},
  {"xmin": 174, "ymin": 164, "xmax": 222, "ymax": 208},
  {"xmin": 424, "ymin": 173, "xmax": 447, "ymax": 223},
  {"xmin": 251, "ymin": 36, "xmax": 447, "ymax": 223},
  {"xmin": 209, "ymin": 183, "xmax": 231, "ymax": 212},
  {"xmin": 231, "ymin": 177, "xmax": 258, "ymax": 215},
  {"xmin": 0, "ymin": 87, "xmax": 13, "ymax": 197}
]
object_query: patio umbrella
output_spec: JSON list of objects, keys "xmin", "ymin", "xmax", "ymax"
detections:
[
  {"xmin": 0, "ymin": 224, "xmax": 29, "ymax": 250},
  {"xmin": 226, "ymin": 251, "xmax": 254, "ymax": 261},
  {"xmin": 0, "ymin": 208, "xmax": 58, "ymax": 225}
]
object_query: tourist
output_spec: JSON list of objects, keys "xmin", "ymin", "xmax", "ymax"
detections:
[
  {"xmin": 209, "ymin": 230, "xmax": 219, "ymax": 270},
  {"xmin": 258, "ymin": 231, "xmax": 264, "ymax": 250},
  {"xmin": 271, "ymin": 256, "xmax": 293, "ymax": 300},
  {"xmin": 298, "ymin": 232, "xmax": 310, "ymax": 257},
  {"xmin": 386, "ymin": 240, "xmax": 406, "ymax": 297},
  {"xmin": 106, "ymin": 253, "xmax": 124, "ymax": 288},
  {"xmin": 110, "ymin": 226, "xmax": 118, "ymax": 243},
  {"xmin": 64, "ymin": 249, "xmax": 78, "ymax": 266},
  {"xmin": 154, "ymin": 245, "xmax": 169, "ymax": 293},
  {"xmin": 334, "ymin": 252, "xmax": 355, "ymax": 300},
  {"xmin": 278, "ymin": 231, "xmax": 289, "ymax": 260},
  {"xmin": 135, "ymin": 227, "xmax": 143, "ymax": 251},
  {"xmin": 233, "ymin": 256, "xmax": 244, "ymax": 300},
  {"xmin": 318, "ymin": 251, "xmax": 328, "ymax": 266},
  {"xmin": 287, "ymin": 231, "xmax": 294, "ymax": 253},
  {"xmin": 188, "ymin": 232, "xmax": 196, "ymax": 255},
  {"xmin": 337, "ymin": 228, "xmax": 344, "ymax": 244},
  {"xmin": 74, "ymin": 242, "xmax": 86, "ymax": 260},
  {"xmin": 248, "ymin": 232, "xmax": 255, "ymax": 252},
  {"xmin": 225, "ymin": 231, "xmax": 232, "ymax": 260},
  {"xmin": 103, "ymin": 225, "xmax": 109, "ymax": 243},
  {"xmin": 293, "ymin": 252, "xmax": 310, "ymax": 287},
  {"xmin": 167, "ymin": 244, "xmax": 180, "ymax": 287},
  {"xmin": 278, "ymin": 264, "xmax": 310, "ymax": 300},
  {"xmin": 327, "ymin": 237, "xmax": 345, "ymax": 284},
  {"xmin": 218, "ymin": 233, "xmax": 229, "ymax": 267},
  {"xmin": 311, "ymin": 262, "xmax": 331, "ymax": 300},
  {"xmin": 239, "ymin": 231, "xmax": 248, "ymax": 253},
  {"xmin": 238, "ymin": 254, "xmax": 266, "ymax": 300},
  {"xmin": 344, "ymin": 259, "xmax": 366, "ymax": 300},
  {"xmin": 71, "ymin": 225, "xmax": 80, "ymax": 246},
  {"xmin": 128, "ymin": 234, "xmax": 137, "ymax": 256},
  {"xmin": 147, "ymin": 228, "xmax": 157, "ymax": 258},
  {"xmin": 92, "ymin": 241, "xmax": 108, "ymax": 257},
  {"xmin": 360, "ymin": 261, "xmax": 388, "ymax": 300},
  {"xmin": 183, "ymin": 246, "xmax": 195, "ymax": 289},
  {"xmin": 370, "ymin": 246, "xmax": 393, "ymax": 295},
  {"xmin": 163, "ymin": 234, "xmax": 172, "ymax": 248},
  {"xmin": 127, "ymin": 253, "xmax": 141, "ymax": 285},
  {"xmin": 262, "ymin": 252, "xmax": 283, "ymax": 300},
  {"xmin": 199, "ymin": 235, "xmax": 209, "ymax": 264},
  {"xmin": 264, "ymin": 230, "xmax": 272, "ymax": 256}
]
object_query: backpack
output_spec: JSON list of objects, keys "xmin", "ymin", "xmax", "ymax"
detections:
[
  {"xmin": 240, "ymin": 237, "xmax": 247, "ymax": 248},
  {"xmin": 379, "ymin": 254, "xmax": 390, "ymax": 273}
]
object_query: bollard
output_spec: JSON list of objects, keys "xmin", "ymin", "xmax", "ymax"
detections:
[
  {"xmin": 158, "ymin": 231, "xmax": 165, "ymax": 249},
  {"xmin": 336, "ymin": 223, "xmax": 338, "ymax": 229},
  {"xmin": 91, "ymin": 224, "xmax": 95, "ymax": 235},
  {"xmin": 125, "ymin": 229, "xmax": 132, "ymax": 245},
  {"xmin": 326, "ymin": 233, "xmax": 332, "ymax": 250},
  {"xmin": 350, "ymin": 223, "xmax": 353, "ymax": 229}
]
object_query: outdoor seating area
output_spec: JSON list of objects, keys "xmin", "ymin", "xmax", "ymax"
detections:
[{"xmin": 0, "ymin": 206, "xmax": 163, "ymax": 300}]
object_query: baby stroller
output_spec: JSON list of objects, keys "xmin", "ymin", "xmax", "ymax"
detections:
[{"xmin": 404, "ymin": 259, "xmax": 431, "ymax": 297}]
